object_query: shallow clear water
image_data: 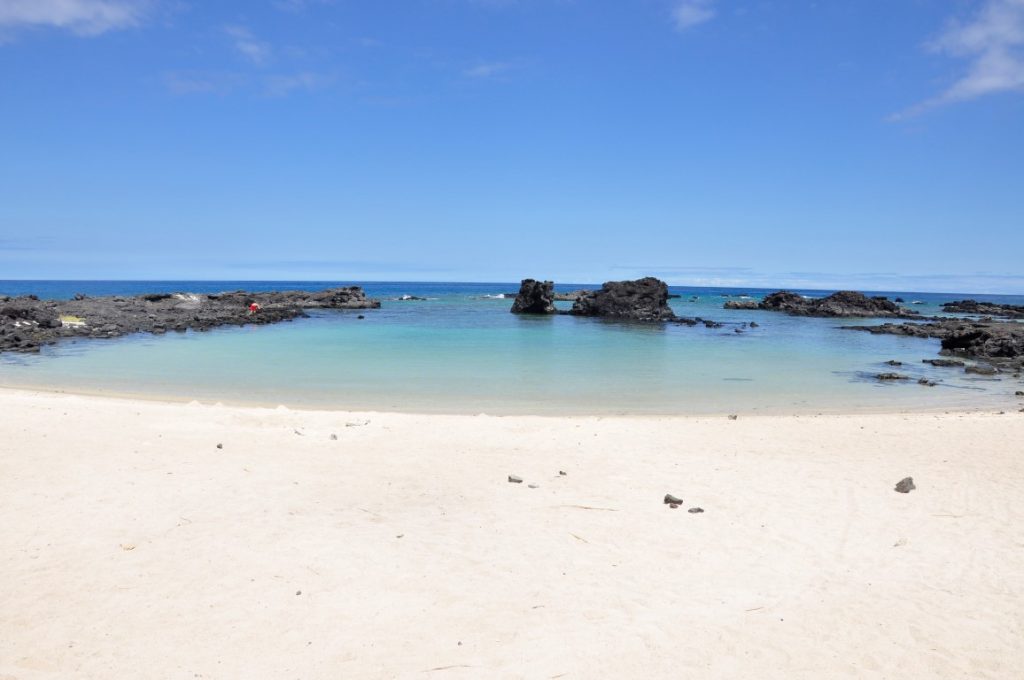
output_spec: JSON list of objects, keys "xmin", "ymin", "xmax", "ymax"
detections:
[{"xmin": 1, "ymin": 281, "xmax": 1022, "ymax": 414}]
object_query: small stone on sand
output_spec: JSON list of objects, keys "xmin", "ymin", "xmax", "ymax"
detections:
[
  {"xmin": 216, "ymin": 443, "xmax": 223, "ymax": 449},
  {"xmin": 688, "ymin": 507, "xmax": 704, "ymax": 514},
  {"xmin": 508, "ymin": 475, "xmax": 523, "ymax": 484},
  {"xmin": 895, "ymin": 477, "xmax": 916, "ymax": 493},
  {"xmin": 664, "ymin": 494, "xmax": 683, "ymax": 505}
]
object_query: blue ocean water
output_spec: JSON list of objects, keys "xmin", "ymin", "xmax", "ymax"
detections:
[{"xmin": 1, "ymin": 281, "xmax": 1022, "ymax": 414}]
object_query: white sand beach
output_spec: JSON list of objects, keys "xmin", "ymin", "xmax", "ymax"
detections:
[{"xmin": 1, "ymin": 388, "xmax": 1022, "ymax": 679}]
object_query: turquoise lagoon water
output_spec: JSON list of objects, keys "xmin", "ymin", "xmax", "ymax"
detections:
[{"xmin": 1, "ymin": 281, "xmax": 1022, "ymax": 415}]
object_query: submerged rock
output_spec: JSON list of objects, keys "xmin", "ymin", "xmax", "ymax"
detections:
[
  {"xmin": 509, "ymin": 279, "xmax": 556, "ymax": 315},
  {"xmin": 923, "ymin": 358, "xmax": 965, "ymax": 367},
  {"xmin": 876, "ymin": 373, "xmax": 909, "ymax": 381}
]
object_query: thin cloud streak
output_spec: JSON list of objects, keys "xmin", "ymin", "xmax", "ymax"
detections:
[
  {"xmin": 893, "ymin": 0, "xmax": 1024, "ymax": 119},
  {"xmin": 0, "ymin": 0, "xmax": 149, "ymax": 37}
]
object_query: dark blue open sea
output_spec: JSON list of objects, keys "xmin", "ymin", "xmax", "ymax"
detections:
[{"xmin": 2, "ymin": 281, "xmax": 1022, "ymax": 414}]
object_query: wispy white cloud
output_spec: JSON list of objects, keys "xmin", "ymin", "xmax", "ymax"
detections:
[
  {"xmin": 0, "ymin": 0, "xmax": 149, "ymax": 37},
  {"xmin": 265, "ymin": 71, "xmax": 333, "ymax": 96},
  {"xmin": 163, "ymin": 71, "xmax": 248, "ymax": 96},
  {"xmin": 671, "ymin": 0, "xmax": 716, "ymax": 31},
  {"xmin": 272, "ymin": 0, "xmax": 336, "ymax": 12},
  {"xmin": 224, "ymin": 25, "xmax": 271, "ymax": 65},
  {"xmin": 893, "ymin": 0, "xmax": 1024, "ymax": 119},
  {"xmin": 463, "ymin": 60, "xmax": 514, "ymax": 79}
]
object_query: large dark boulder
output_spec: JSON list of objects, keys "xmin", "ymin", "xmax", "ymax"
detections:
[
  {"xmin": 570, "ymin": 277, "xmax": 676, "ymax": 321},
  {"xmin": 510, "ymin": 279, "xmax": 556, "ymax": 314},
  {"xmin": 758, "ymin": 290, "xmax": 918, "ymax": 318}
]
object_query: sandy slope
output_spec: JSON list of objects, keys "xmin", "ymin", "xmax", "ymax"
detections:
[{"xmin": 1, "ymin": 389, "xmax": 1022, "ymax": 679}]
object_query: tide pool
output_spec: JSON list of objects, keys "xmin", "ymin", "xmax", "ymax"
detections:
[{"xmin": 1, "ymin": 281, "xmax": 1022, "ymax": 414}]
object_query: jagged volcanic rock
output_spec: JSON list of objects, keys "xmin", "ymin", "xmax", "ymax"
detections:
[{"xmin": 509, "ymin": 279, "xmax": 556, "ymax": 314}]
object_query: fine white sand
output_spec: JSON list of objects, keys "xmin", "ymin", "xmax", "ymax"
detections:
[{"xmin": 1, "ymin": 388, "xmax": 1023, "ymax": 679}]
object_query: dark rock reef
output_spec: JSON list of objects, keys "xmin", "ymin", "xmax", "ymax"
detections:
[
  {"xmin": 509, "ymin": 279, "xmax": 557, "ymax": 314},
  {"xmin": 753, "ymin": 291, "xmax": 921, "ymax": 318},
  {"xmin": 0, "ymin": 287, "xmax": 380, "ymax": 354},
  {"xmin": 941, "ymin": 300, "xmax": 1024, "ymax": 319},
  {"xmin": 569, "ymin": 277, "xmax": 677, "ymax": 322},
  {"xmin": 846, "ymin": 318, "xmax": 1024, "ymax": 369}
]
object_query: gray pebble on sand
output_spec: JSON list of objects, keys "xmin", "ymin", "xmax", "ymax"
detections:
[{"xmin": 508, "ymin": 475, "xmax": 523, "ymax": 484}]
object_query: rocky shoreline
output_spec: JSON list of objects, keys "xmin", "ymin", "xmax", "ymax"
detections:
[{"xmin": 0, "ymin": 287, "xmax": 380, "ymax": 354}]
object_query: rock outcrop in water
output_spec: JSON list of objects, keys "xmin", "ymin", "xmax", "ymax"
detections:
[
  {"xmin": 759, "ymin": 291, "xmax": 920, "ymax": 318},
  {"xmin": 509, "ymin": 279, "xmax": 557, "ymax": 314},
  {"xmin": 0, "ymin": 287, "xmax": 380, "ymax": 354},
  {"xmin": 569, "ymin": 277, "xmax": 677, "ymax": 322},
  {"xmin": 941, "ymin": 300, "xmax": 1024, "ymax": 319}
]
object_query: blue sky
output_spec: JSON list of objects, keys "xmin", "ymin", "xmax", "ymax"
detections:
[{"xmin": 1, "ymin": 0, "xmax": 1022, "ymax": 292}]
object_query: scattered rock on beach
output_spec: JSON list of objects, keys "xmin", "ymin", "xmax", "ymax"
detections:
[
  {"xmin": 664, "ymin": 494, "xmax": 683, "ymax": 505},
  {"xmin": 965, "ymin": 365, "xmax": 997, "ymax": 376},
  {"xmin": 876, "ymin": 373, "xmax": 909, "ymax": 381},
  {"xmin": 528, "ymin": 484, "xmax": 539, "ymax": 489},
  {"xmin": 1016, "ymin": 391, "xmax": 1024, "ymax": 397},
  {"xmin": 508, "ymin": 475, "xmax": 523, "ymax": 484},
  {"xmin": 918, "ymin": 379, "xmax": 937, "ymax": 387},
  {"xmin": 216, "ymin": 443, "xmax": 223, "ymax": 449},
  {"xmin": 885, "ymin": 360, "xmax": 903, "ymax": 366},
  {"xmin": 895, "ymin": 477, "xmax": 916, "ymax": 493},
  {"xmin": 688, "ymin": 507, "xmax": 704, "ymax": 514},
  {"xmin": 330, "ymin": 433, "xmax": 338, "ymax": 440},
  {"xmin": 728, "ymin": 414, "xmax": 738, "ymax": 420},
  {"xmin": 559, "ymin": 470, "xmax": 567, "ymax": 476}
]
